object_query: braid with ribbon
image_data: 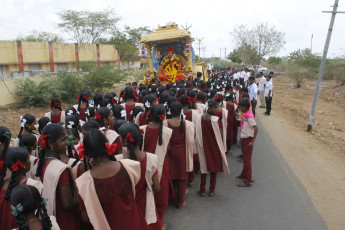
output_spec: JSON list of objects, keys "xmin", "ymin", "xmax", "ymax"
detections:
[
  {"xmin": 4, "ymin": 147, "xmax": 29, "ymax": 201},
  {"xmin": 0, "ymin": 127, "xmax": 10, "ymax": 189}
]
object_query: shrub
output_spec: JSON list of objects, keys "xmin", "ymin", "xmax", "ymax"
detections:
[
  {"xmin": 49, "ymin": 71, "xmax": 84, "ymax": 104},
  {"xmin": 80, "ymin": 62, "xmax": 124, "ymax": 93},
  {"xmin": 15, "ymin": 77, "xmax": 53, "ymax": 107},
  {"xmin": 287, "ymin": 65, "xmax": 309, "ymax": 88}
]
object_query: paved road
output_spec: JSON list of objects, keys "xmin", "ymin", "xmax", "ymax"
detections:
[{"xmin": 164, "ymin": 115, "xmax": 328, "ymax": 230}]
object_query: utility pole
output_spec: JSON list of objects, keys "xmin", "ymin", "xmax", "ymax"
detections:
[
  {"xmin": 220, "ymin": 48, "xmax": 222, "ymax": 59},
  {"xmin": 201, "ymin": 46, "xmax": 206, "ymax": 60},
  {"xmin": 307, "ymin": 0, "xmax": 344, "ymax": 132},
  {"xmin": 224, "ymin": 48, "xmax": 227, "ymax": 61},
  {"xmin": 311, "ymin": 33, "xmax": 313, "ymax": 51},
  {"xmin": 195, "ymin": 38, "xmax": 204, "ymax": 58}
]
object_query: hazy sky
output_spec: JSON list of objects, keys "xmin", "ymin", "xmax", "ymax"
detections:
[{"xmin": 0, "ymin": 0, "xmax": 344, "ymax": 58}]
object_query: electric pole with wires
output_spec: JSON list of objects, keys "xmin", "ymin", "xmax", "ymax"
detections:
[{"xmin": 307, "ymin": 0, "xmax": 345, "ymax": 132}]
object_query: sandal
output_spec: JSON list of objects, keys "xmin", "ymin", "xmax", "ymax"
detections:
[
  {"xmin": 237, "ymin": 182, "xmax": 252, "ymax": 187},
  {"xmin": 209, "ymin": 192, "xmax": 214, "ymax": 197},
  {"xmin": 236, "ymin": 175, "xmax": 243, "ymax": 179},
  {"xmin": 197, "ymin": 190, "xmax": 205, "ymax": 197}
]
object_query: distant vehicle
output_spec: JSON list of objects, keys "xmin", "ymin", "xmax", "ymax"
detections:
[{"xmin": 257, "ymin": 65, "xmax": 268, "ymax": 73}]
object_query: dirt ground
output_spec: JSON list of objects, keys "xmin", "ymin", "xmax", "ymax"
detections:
[{"xmin": 258, "ymin": 74, "xmax": 345, "ymax": 230}]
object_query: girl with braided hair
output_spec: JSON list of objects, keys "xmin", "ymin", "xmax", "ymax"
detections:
[
  {"xmin": 123, "ymin": 87, "xmax": 144, "ymax": 121},
  {"xmin": 135, "ymin": 94, "xmax": 157, "ymax": 126},
  {"xmin": 37, "ymin": 117, "xmax": 51, "ymax": 135},
  {"xmin": 113, "ymin": 104, "xmax": 126, "ymax": 121},
  {"xmin": 76, "ymin": 129, "xmax": 149, "ymax": 230},
  {"xmin": 93, "ymin": 93, "xmax": 103, "ymax": 109},
  {"xmin": 35, "ymin": 124, "xmax": 82, "ymax": 230},
  {"xmin": 17, "ymin": 114, "xmax": 38, "ymax": 143},
  {"xmin": 225, "ymin": 92, "xmax": 237, "ymax": 152},
  {"xmin": 140, "ymin": 104, "xmax": 172, "ymax": 228},
  {"xmin": 130, "ymin": 106, "xmax": 144, "ymax": 123},
  {"xmin": 195, "ymin": 99, "xmax": 230, "ymax": 197},
  {"xmin": 95, "ymin": 107, "xmax": 123, "ymax": 156},
  {"xmin": 19, "ymin": 134, "xmax": 39, "ymax": 178},
  {"xmin": 166, "ymin": 96, "xmax": 177, "ymax": 119},
  {"xmin": 117, "ymin": 123, "xmax": 161, "ymax": 229},
  {"xmin": 10, "ymin": 185, "xmax": 57, "ymax": 230},
  {"xmin": 195, "ymin": 92, "xmax": 207, "ymax": 114},
  {"xmin": 165, "ymin": 102, "xmax": 194, "ymax": 209},
  {"xmin": 74, "ymin": 90, "xmax": 90, "ymax": 122},
  {"xmin": 0, "ymin": 147, "xmax": 32, "ymax": 230},
  {"xmin": 44, "ymin": 98, "xmax": 65, "ymax": 123},
  {"xmin": 213, "ymin": 93, "xmax": 228, "ymax": 153},
  {"xmin": 0, "ymin": 126, "xmax": 11, "ymax": 185}
]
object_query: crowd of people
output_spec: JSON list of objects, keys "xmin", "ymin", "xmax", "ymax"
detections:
[{"xmin": 0, "ymin": 67, "xmax": 273, "ymax": 230}]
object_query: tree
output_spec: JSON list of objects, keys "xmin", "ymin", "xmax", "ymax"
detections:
[
  {"xmin": 99, "ymin": 26, "xmax": 151, "ymax": 68},
  {"xmin": 227, "ymin": 49, "xmax": 242, "ymax": 63},
  {"xmin": 17, "ymin": 30, "xmax": 64, "ymax": 43},
  {"xmin": 231, "ymin": 23, "xmax": 285, "ymax": 65},
  {"xmin": 237, "ymin": 44, "xmax": 261, "ymax": 66},
  {"xmin": 57, "ymin": 9, "xmax": 120, "ymax": 44},
  {"xmin": 267, "ymin": 56, "xmax": 282, "ymax": 69}
]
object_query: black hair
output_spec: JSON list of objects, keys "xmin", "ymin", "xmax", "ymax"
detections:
[
  {"xmin": 77, "ymin": 91, "xmax": 90, "ymax": 119},
  {"xmin": 132, "ymin": 82, "xmax": 138, "ymax": 86},
  {"xmin": 19, "ymin": 134, "xmax": 37, "ymax": 152},
  {"xmin": 178, "ymin": 94, "xmax": 190, "ymax": 108},
  {"xmin": 10, "ymin": 185, "xmax": 52, "ymax": 230},
  {"xmin": 240, "ymin": 87, "xmax": 248, "ymax": 93},
  {"xmin": 213, "ymin": 93, "xmax": 223, "ymax": 105},
  {"xmin": 206, "ymin": 99, "xmax": 218, "ymax": 115},
  {"xmin": 249, "ymin": 76, "xmax": 255, "ymax": 81},
  {"xmin": 157, "ymin": 86, "xmax": 165, "ymax": 97},
  {"xmin": 83, "ymin": 129, "xmax": 116, "ymax": 170},
  {"xmin": 93, "ymin": 93, "xmax": 103, "ymax": 109},
  {"xmin": 110, "ymin": 92, "xmax": 118, "ymax": 104},
  {"xmin": 0, "ymin": 126, "xmax": 11, "ymax": 189},
  {"xmin": 119, "ymin": 123, "xmax": 143, "ymax": 161},
  {"xmin": 197, "ymin": 72, "xmax": 202, "ymax": 78},
  {"xmin": 65, "ymin": 107, "xmax": 77, "ymax": 117},
  {"xmin": 238, "ymin": 99, "xmax": 251, "ymax": 110},
  {"xmin": 150, "ymin": 104, "xmax": 166, "ymax": 145},
  {"xmin": 35, "ymin": 124, "xmax": 66, "ymax": 177},
  {"xmin": 124, "ymin": 87, "xmax": 138, "ymax": 102},
  {"xmin": 114, "ymin": 120, "xmax": 127, "ymax": 133},
  {"xmin": 100, "ymin": 98, "xmax": 114, "ymax": 111},
  {"xmin": 166, "ymin": 96, "xmax": 177, "ymax": 119},
  {"xmin": 4, "ymin": 147, "xmax": 29, "ymax": 200},
  {"xmin": 170, "ymin": 102, "xmax": 184, "ymax": 132},
  {"xmin": 37, "ymin": 117, "xmax": 51, "ymax": 135},
  {"xmin": 165, "ymin": 83, "xmax": 173, "ymax": 90},
  {"xmin": 159, "ymin": 92, "xmax": 170, "ymax": 106},
  {"xmin": 142, "ymin": 94, "xmax": 157, "ymax": 121},
  {"xmin": 65, "ymin": 115, "xmax": 80, "ymax": 130},
  {"xmin": 167, "ymin": 88, "xmax": 176, "ymax": 97},
  {"xmin": 224, "ymin": 92, "xmax": 235, "ymax": 102},
  {"xmin": 131, "ymin": 106, "xmax": 144, "ymax": 122},
  {"xmin": 81, "ymin": 120, "xmax": 100, "ymax": 131},
  {"xmin": 49, "ymin": 98, "xmax": 62, "ymax": 111},
  {"xmin": 86, "ymin": 107, "xmax": 95, "ymax": 119},
  {"xmin": 241, "ymin": 93, "xmax": 250, "ymax": 99},
  {"xmin": 18, "ymin": 114, "xmax": 36, "ymax": 139},
  {"xmin": 197, "ymin": 92, "xmax": 207, "ymax": 103},
  {"xmin": 66, "ymin": 128, "xmax": 79, "ymax": 167},
  {"xmin": 95, "ymin": 107, "xmax": 112, "ymax": 129},
  {"xmin": 139, "ymin": 89, "xmax": 149, "ymax": 103},
  {"xmin": 112, "ymin": 104, "xmax": 126, "ymax": 121},
  {"xmin": 148, "ymin": 84, "xmax": 157, "ymax": 95}
]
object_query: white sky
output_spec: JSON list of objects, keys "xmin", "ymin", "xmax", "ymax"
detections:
[{"xmin": 0, "ymin": 0, "xmax": 344, "ymax": 58}]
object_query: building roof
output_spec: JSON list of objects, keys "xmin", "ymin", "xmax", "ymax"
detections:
[{"xmin": 140, "ymin": 22, "xmax": 194, "ymax": 44}]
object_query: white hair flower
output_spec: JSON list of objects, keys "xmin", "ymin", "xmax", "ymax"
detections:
[
  {"xmin": 85, "ymin": 109, "xmax": 90, "ymax": 117},
  {"xmin": 205, "ymin": 102, "xmax": 209, "ymax": 112},
  {"xmin": 130, "ymin": 111, "xmax": 133, "ymax": 115},
  {"xmin": 181, "ymin": 109, "xmax": 184, "ymax": 116},
  {"xmin": 21, "ymin": 118, "xmax": 27, "ymax": 128},
  {"xmin": 99, "ymin": 127, "xmax": 105, "ymax": 132},
  {"xmin": 167, "ymin": 110, "xmax": 171, "ymax": 115},
  {"xmin": 67, "ymin": 121, "xmax": 75, "ymax": 129},
  {"xmin": 107, "ymin": 103, "xmax": 112, "ymax": 110},
  {"xmin": 145, "ymin": 101, "xmax": 151, "ymax": 108},
  {"xmin": 121, "ymin": 110, "xmax": 127, "ymax": 118},
  {"xmin": 34, "ymin": 124, "xmax": 39, "ymax": 130},
  {"xmin": 225, "ymin": 93, "xmax": 231, "ymax": 97},
  {"xmin": 67, "ymin": 111, "xmax": 73, "ymax": 116}
]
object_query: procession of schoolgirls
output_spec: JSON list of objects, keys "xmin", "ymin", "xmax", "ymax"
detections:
[{"xmin": 0, "ymin": 66, "xmax": 272, "ymax": 230}]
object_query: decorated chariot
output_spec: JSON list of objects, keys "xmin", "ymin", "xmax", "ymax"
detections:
[{"xmin": 139, "ymin": 22, "xmax": 208, "ymax": 84}]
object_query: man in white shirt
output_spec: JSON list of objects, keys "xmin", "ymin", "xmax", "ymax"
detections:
[
  {"xmin": 248, "ymin": 76, "xmax": 258, "ymax": 116},
  {"xmin": 264, "ymin": 75, "xmax": 273, "ymax": 116},
  {"xmin": 258, "ymin": 72, "xmax": 266, "ymax": 108},
  {"xmin": 243, "ymin": 69, "xmax": 251, "ymax": 86},
  {"xmin": 239, "ymin": 69, "xmax": 246, "ymax": 87}
]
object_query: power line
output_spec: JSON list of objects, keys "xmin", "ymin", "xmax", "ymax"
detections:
[
  {"xmin": 307, "ymin": 0, "xmax": 344, "ymax": 132},
  {"xmin": 195, "ymin": 37, "xmax": 204, "ymax": 59}
]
